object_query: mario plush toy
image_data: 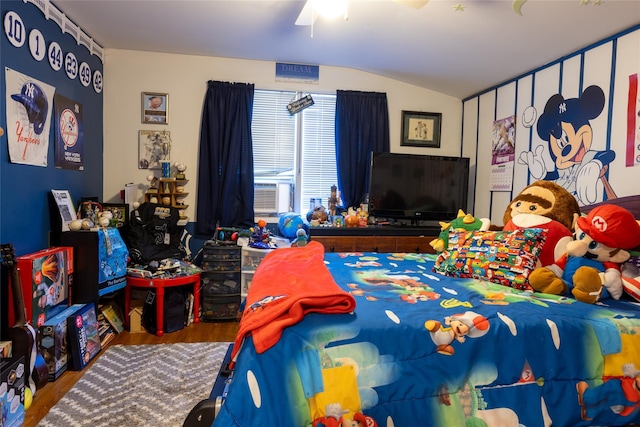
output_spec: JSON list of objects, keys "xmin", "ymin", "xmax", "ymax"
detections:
[
  {"xmin": 502, "ymin": 180, "xmax": 581, "ymax": 267},
  {"xmin": 528, "ymin": 204, "xmax": 640, "ymax": 304}
]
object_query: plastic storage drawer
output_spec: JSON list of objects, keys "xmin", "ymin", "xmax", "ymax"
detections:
[
  {"xmin": 201, "ymin": 295, "xmax": 240, "ymax": 321},
  {"xmin": 201, "ymin": 272, "xmax": 240, "ymax": 296}
]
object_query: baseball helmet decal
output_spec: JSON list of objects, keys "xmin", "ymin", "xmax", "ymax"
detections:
[{"xmin": 11, "ymin": 81, "xmax": 49, "ymax": 135}]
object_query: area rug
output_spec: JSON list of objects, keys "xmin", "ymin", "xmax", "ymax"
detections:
[{"xmin": 37, "ymin": 342, "xmax": 230, "ymax": 427}]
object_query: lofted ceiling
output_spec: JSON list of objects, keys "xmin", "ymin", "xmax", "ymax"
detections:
[{"xmin": 52, "ymin": 0, "xmax": 640, "ymax": 99}]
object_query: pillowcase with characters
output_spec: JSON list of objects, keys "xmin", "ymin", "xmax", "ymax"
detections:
[{"xmin": 433, "ymin": 228, "xmax": 548, "ymax": 290}]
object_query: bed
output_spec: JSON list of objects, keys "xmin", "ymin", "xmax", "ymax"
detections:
[{"xmin": 210, "ymin": 228, "xmax": 640, "ymax": 427}]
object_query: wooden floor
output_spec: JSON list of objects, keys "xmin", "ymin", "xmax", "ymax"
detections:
[{"xmin": 24, "ymin": 320, "xmax": 239, "ymax": 427}]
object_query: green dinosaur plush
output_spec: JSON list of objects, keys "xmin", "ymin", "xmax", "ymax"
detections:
[{"xmin": 429, "ymin": 209, "xmax": 490, "ymax": 253}]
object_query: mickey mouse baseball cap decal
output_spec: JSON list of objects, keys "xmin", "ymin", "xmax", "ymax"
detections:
[{"xmin": 11, "ymin": 81, "xmax": 49, "ymax": 135}]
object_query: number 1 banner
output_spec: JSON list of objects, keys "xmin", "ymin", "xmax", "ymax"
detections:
[{"xmin": 5, "ymin": 67, "xmax": 56, "ymax": 167}]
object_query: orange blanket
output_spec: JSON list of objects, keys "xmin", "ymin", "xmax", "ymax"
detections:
[{"xmin": 231, "ymin": 241, "xmax": 356, "ymax": 360}]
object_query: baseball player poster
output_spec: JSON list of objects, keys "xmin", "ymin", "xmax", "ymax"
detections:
[
  {"xmin": 54, "ymin": 94, "xmax": 84, "ymax": 170},
  {"xmin": 5, "ymin": 68, "xmax": 55, "ymax": 167}
]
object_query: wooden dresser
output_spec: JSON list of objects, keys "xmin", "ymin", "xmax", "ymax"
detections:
[{"xmin": 309, "ymin": 225, "xmax": 439, "ymax": 253}]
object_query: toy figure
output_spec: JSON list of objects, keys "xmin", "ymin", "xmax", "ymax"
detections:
[
  {"xmin": 309, "ymin": 206, "xmax": 329, "ymax": 224},
  {"xmin": 328, "ymin": 185, "xmax": 339, "ymax": 216},
  {"xmin": 312, "ymin": 403, "xmax": 378, "ymax": 427},
  {"xmin": 528, "ymin": 205, "xmax": 640, "ymax": 304},
  {"xmin": 174, "ymin": 162, "xmax": 187, "ymax": 180},
  {"xmin": 502, "ymin": 180, "xmax": 581, "ymax": 267},
  {"xmin": 293, "ymin": 227, "xmax": 308, "ymax": 247},
  {"xmin": 249, "ymin": 219, "xmax": 271, "ymax": 249},
  {"xmin": 350, "ymin": 412, "xmax": 378, "ymax": 427},
  {"xmin": 313, "ymin": 403, "xmax": 349, "ymax": 427},
  {"xmin": 429, "ymin": 209, "xmax": 490, "ymax": 253}
]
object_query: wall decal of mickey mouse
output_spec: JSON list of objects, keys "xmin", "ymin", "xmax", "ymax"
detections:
[{"xmin": 518, "ymin": 85, "xmax": 618, "ymax": 206}]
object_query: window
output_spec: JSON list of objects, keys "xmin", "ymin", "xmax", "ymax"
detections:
[{"xmin": 252, "ymin": 90, "xmax": 338, "ymax": 216}]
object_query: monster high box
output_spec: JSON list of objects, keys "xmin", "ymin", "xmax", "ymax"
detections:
[
  {"xmin": 7, "ymin": 246, "xmax": 73, "ymax": 328},
  {"xmin": 67, "ymin": 303, "xmax": 101, "ymax": 371},
  {"xmin": 38, "ymin": 304, "xmax": 87, "ymax": 381}
]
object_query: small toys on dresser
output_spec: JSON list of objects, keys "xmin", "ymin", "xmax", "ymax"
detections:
[{"xmin": 249, "ymin": 219, "xmax": 271, "ymax": 249}]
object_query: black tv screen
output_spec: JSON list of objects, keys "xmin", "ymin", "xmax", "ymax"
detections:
[{"xmin": 368, "ymin": 152, "xmax": 470, "ymax": 222}]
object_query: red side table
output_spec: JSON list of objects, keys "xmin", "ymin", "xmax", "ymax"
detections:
[{"xmin": 124, "ymin": 272, "xmax": 201, "ymax": 337}]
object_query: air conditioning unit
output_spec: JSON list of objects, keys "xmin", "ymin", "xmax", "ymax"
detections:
[{"xmin": 254, "ymin": 182, "xmax": 291, "ymax": 214}]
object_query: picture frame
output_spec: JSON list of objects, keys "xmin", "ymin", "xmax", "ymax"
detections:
[
  {"xmin": 139, "ymin": 130, "xmax": 171, "ymax": 169},
  {"xmin": 141, "ymin": 92, "xmax": 168, "ymax": 124},
  {"xmin": 50, "ymin": 189, "xmax": 77, "ymax": 232},
  {"xmin": 400, "ymin": 110, "xmax": 442, "ymax": 148},
  {"xmin": 101, "ymin": 203, "xmax": 129, "ymax": 228}
]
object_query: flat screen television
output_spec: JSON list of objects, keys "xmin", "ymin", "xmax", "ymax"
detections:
[{"xmin": 368, "ymin": 152, "xmax": 470, "ymax": 223}]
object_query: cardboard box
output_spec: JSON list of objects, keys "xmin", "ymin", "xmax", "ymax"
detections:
[
  {"xmin": 0, "ymin": 356, "xmax": 25, "ymax": 427},
  {"xmin": 38, "ymin": 303, "xmax": 86, "ymax": 381},
  {"xmin": 129, "ymin": 301, "xmax": 146, "ymax": 333},
  {"xmin": 8, "ymin": 246, "xmax": 74, "ymax": 327}
]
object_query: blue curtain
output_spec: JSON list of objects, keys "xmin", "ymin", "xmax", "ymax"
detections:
[
  {"xmin": 196, "ymin": 80, "xmax": 255, "ymax": 237},
  {"xmin": 335, "ymin": 90, "xmax": 390, "ymax": 209}
]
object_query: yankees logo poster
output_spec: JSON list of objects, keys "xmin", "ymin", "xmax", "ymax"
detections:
[
  {"xmin": 5, "ymin": 68, "xmax": 55, "ymax": 167},
  {"xmin": 54, "ymin": 93, "xmax": 84, "ymax": 170}
]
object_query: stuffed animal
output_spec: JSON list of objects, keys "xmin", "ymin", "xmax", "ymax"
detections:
[
  {"xmin": 312, "ymin": 403, "xmax": 349, "ymax": 427},
  {"xmin": 311, "ymin": 403, "xmax": 378, "ymax": 427},
  {"xmin": 293, "ymin": 227, "xmax": 308, "ymax": 247},
  {"xmin": 429, "ymin": 209, "xmax": 490, "ymax": 253},
  {"xmin": 502, "ymin": 180, "xmax": 581, "ymax": 267},
  {"xmin": 350, "ymin": 412, "xmax": 378, "ymax": 427},
  {"xmin": 528, "ymin": 204, "xmax": 640, "ymax": 304}
]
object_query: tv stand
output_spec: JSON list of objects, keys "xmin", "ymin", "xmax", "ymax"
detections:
[{"xmin": 309, "ymin": 225, "xmax": 440, "ymax": 253}]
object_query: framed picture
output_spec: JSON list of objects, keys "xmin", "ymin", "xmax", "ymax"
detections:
[
  {"xmin": 101, "ymin": 203, "xmax": 129, "ymax": 228},
  {"xmin": 50, "ymin": 189, "xmax": 77, "ymax": 232},
  {"xmin": 401, "ymin": 110, "xmax": 442, "ymax": 148},
  {"xmin": 139, "ymin": 130, "xmax": 171, "ymax": 169},
  {"xmin": 141, "ymin": 92, "xmax": 168, "ymax": 124}
]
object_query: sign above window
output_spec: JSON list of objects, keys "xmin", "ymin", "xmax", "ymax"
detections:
[{"xmin": 275, "ymin": 62, "xmax": 319, "ymax": 84}]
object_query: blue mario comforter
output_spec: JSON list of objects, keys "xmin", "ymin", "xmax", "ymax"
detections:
[{"xmin": 213, "ymin": 250, "xmax": 640, "ymax": 427}]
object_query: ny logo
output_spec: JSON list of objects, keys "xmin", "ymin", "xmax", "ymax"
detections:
[
  {"xmin": 558, "ymin": 102, "xmax": 567, "ymax": 114},
  {"xmin": 24, "ymin": 82, "xmax": 36, "ymax": 99}
]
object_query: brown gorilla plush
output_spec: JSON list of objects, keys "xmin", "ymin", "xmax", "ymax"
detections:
[
  {"xmin": 502, "ymin": 180, "xmax": 581, "ymax": 267},
  {"xmin": 503, "ymin": 180, "xmax": 580, "ymax": 231}
]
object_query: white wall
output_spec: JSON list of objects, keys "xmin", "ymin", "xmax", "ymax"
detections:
[
  {"xmin": 102, "ymin": 49, "xmax": 463, "ymax": 222},
  {"xmin": 463, "ymin": 26, "xmax": 640, "ymax": 225}
]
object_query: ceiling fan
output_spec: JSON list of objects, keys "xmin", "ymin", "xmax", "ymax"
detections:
[
  {"xmin": 294, "ymin": 0, "xmax": 537, "ymax": 26},
  {"xmin": 295, "ymin": 0, "xmax": 429, "ymax": 26}
]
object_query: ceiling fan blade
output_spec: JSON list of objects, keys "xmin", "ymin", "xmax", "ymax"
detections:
[
  {"xmin": 392, "ymin": 0, "xmax": 429, "ymax": 9},
  {"xmin": 295, "ymin": 1, "xmax": 317, "ymax": 26}
]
